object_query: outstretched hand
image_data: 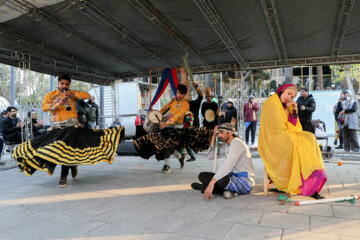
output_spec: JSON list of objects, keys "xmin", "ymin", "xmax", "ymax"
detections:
[{"xmin": 204, "ymin": 184, "xmax": 214, "ymax": 200}]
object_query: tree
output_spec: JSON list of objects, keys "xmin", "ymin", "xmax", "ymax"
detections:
[
  {"xmin": 330, "ymin": 64, "xmax": 360, "ymax": 93},
  {"xmin": 0, "ymin": 63, "xmax": 91, "ymax": 106},
  {"xmin": 0, "ymin": 64, "xmax": 11, "ymax": 101},
  {"xmin": 316, "ymin": 66, "xmax": 324, "ymax": 90},
  {"xmin": 252, "ymin": 69, "xmax": 271, "ymax": 97}
]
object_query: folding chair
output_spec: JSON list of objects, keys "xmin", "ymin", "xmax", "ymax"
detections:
[
  {"xmin": 4, "ymin": 141, "xmax": 19, "ymax": 161},
  {"xmin": 311, "ymin": 119, "xmax": 329, "ymax": 147}
]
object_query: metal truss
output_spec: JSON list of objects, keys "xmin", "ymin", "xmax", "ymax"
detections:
[
  {"xmin": 331, "ymin": 0, "xmax": 355, "ymax": 57},
  {"xmin": 6, "ymin": 0, "xmax": 146, "ymax": 75},
  {"xmin": 0, "ymin": 24, "xmax": 116, "ymax": 79},
  {"xmin": 194, "ymin": 0, "xmax": 247, "ymax": 66},
  {"xmin": 261, "ymin": 0, "xmax": 287, "ymax": 62},
  {"xmin": 115, "ymin": 54, "xmax": 360, "ymax": 79},
  {"xmin": 0, "ymin": 47, "xmax": 116, "ymax": 82},
  {"xmin": 128, "ymin": 0, "xmax": 210, "ymax": 66},
  {"xmin": 69, "ymin": 0, "xmax": 176, "ymax": 67}
]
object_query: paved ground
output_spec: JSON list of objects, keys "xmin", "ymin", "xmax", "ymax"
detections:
[{"xmin": 0, "ymin": 143, "xmax": 360, "ymax": 240}]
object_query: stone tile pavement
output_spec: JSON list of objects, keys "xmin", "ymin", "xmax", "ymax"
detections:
[{"xmin": 0, "ymin": 148, "xmax": 359, "ymax": 240}]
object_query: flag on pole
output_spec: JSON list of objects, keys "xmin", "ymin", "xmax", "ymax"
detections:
[{"xmin": 148, "ymin": 68, "xmax": 179, "ymax": 111}]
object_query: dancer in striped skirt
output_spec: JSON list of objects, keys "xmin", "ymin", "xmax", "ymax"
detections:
[{"xmin": 14, "ymin": 74, "xmax": 124, "ymax": 187}]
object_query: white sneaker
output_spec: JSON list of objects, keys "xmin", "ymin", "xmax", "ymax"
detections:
[{"xmin": 223, "ymin": 191, "xmax": 238, "ymax": 199}]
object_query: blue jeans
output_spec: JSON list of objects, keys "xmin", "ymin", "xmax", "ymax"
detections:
[{"xmin": 88, "ymin": 122, "xmax": 96, "ymax": 129}]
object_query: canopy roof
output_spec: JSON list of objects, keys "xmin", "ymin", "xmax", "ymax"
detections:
[{"xmin": 0, "ymin": 0, "xmax": 360, "ymax": 84}]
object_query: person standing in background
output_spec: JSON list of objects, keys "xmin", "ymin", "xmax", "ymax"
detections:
[
  {"xmin": 243, "ymin": 95, "xmax": 259, "ymax": 146},
  {"xmin": 296, "ymin": 87, "xmax": 316, "ymax": 133}
]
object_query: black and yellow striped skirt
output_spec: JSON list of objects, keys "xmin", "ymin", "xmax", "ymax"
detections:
[
  {"xmin": 133, "ymin": 127, "xmax": 213, "ymax": 160},
  {"xmin": 13, "ymin": 126, "xmax": 124, "ymax": 176}
]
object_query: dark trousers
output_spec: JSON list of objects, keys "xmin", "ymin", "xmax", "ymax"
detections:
[
  {"xmin": 0, "ymin": 137, "xmax": 3, "ymax": 156},
  {"xmin": 343, "ymin": 126, "xmax": 360, "ymax": 152},
  {"xmin": 300, "ymin": 119, "xmax": 313, "ymax": 133},
  {"xmin": 245, "ymin": 121, "xmax": 257, "ymax": 144},
  {"xmin": 339, "ymin": 127, "xmax": 344, "ymax": 146},
  {"xmin": 198, "ymin": 172, "xmax": 230, "ymax": 195},
  {"xmin": 5, "ymin": 132, "xmax": 22, "ymax": 144},
  {"xmin": 61, "ymin": 165, "xmax": 76, "ymax": 177}
]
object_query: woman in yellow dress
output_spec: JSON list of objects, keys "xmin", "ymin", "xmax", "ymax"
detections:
[{"xmin": 258, "ymin": 84, "xmax": 327, "ymax": 199}]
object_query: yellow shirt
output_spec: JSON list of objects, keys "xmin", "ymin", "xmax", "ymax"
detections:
[
  {"xmin": 42, "ymin": 89, "xmax": 90, "ymax": 122},
  {"xmin": 160, "ymin": 97, "xmax": 189, "ymax": 125}
]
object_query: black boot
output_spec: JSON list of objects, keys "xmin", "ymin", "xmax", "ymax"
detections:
[
  {"xmin": 178, "ymin": 154, "xmax": 185, "ymax": 169},
  {"xmin": 71, "ymin": 166, "xmax": 78, "ymax": 179},
  {"xmin": 58, "ymin": 176, "xmax": 67, "ymax": 187},
  {"xmin": 311, "ymin": 192, "xmax": 324, "ymax": 199},
  {"xmin": 191, "ymin": 182, "xmax": 205, "ymax": 192},
  {"xmin": 58, "ymin": 166, "xmax": 69, "ymax": 187}
]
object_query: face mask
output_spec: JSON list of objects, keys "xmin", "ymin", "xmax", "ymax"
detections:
[{"xmin": 346, "ymin": 97, "xmax": 351, "ymax": 101}]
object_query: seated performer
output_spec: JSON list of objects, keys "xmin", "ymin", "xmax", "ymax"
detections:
[
  {"xmin": 13, "ymin": 74, "xmax": 124, "ymax": 187},
  {"xmin": 258, "ymin": 83, "xmax": 327, "ymax": 199},
  {"xmin": 191, "ymin": 123, "xmax": 255, "ymax": 199},
  {"xmin": 159, "ymin": 84, "xmax": 189, "ymax": 173}
]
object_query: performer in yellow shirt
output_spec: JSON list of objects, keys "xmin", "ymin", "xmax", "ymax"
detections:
[
  {"xmin": 134, "ymin": 84, "xmax": 213, "ymax": 173},
  {"xmin": 159, "ymin": 84, "xmax": 189, "ymax": 173},
  {"xmin": 159, "ymin": 85, "xmax": 190, "ymax": 127},
  {"xmin": 42, "ymin": 79, "xmax": 90, "ymax": 123},
  {"xmin": 14, "ymin": 74, "xmax": 124, "ymax": 187},
  {"xmin": 258, "ymin": 83, "xmax": 327, "ymax": 199}
]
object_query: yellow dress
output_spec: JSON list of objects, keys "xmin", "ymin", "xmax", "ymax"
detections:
[{"xmin": 258, "ymin": 94, "xmax": 325, "ymax": 195}]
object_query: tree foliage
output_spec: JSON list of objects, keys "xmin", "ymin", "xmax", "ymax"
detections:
[
  {"xmin": 0, "ymin": 63, "xmax": 91, "ymax": 105},
  {"xmin": 330, "ymin": 64, "xmax": 360, "ymax": 92}
]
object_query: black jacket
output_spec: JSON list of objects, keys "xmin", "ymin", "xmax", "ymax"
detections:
[
  {"xmin": 88, "ymin": 102, "xmax": 99, "ymax": 125},
  {"xmin": 76, "ymin": 100, "xmax": 90, "ymax": 124},
  {"xmin": 0, "ymin": 115, "xmax": 6, "ymax": 135},
  {"xmin": 224, "ymin": 106, "xmax": 237, "ymax": 123},
  {"xmin": 2, "ymin": 116, "xmax": 21, "ymax": 141},
  {"xmin": 296, "ymin": 94, "xmax": 316, "ymax": 121},
  {"xmin": 334, "ymin": 101, "xmax": 343, "ymax": 121}
]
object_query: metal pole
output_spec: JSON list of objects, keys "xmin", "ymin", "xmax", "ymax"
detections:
[
  {"xmin": 220, "ymin": 72, "xmax": 223, "ymax": 96},
  {"xmin": 99, "ymin": 85, "xmax": 105, "ymax": 129},
  {"xmin": 213, "ymin": 137, "xmax": 218, "ymax": 173},
  {"xmin": 50, "ymin": 75, "xmax": 55, "ymax": 91},
  {"xmin": 308, "ymin": 66, "xmax": 311, "ymax": 91},
  {"xmin": 149, "ymin": 69, "xmax": 152, "ymax": 109},
  {"xmin": 11, "ymin": 66, "xmax": 15, "ymax": 106}
]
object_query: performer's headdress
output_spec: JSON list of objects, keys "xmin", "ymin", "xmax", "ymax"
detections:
[
  {"xmin": 217, "ymin": 123, "xmax": 238, "ymax": 137},
  {"xmin": 276, "ymin": 83, "xmax": 297, "ymax": 95}
]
